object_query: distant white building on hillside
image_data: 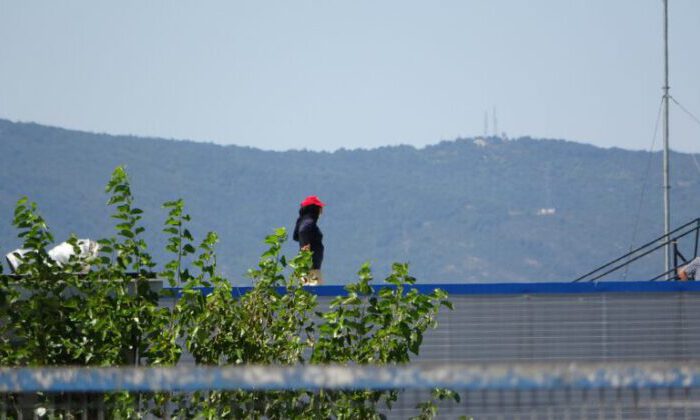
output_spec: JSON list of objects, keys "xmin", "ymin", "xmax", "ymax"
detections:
[{"xmin": 474, "ymin": 138, "xmax": 487, "ymax": 147}]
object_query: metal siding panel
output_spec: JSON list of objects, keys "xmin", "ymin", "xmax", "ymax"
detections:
[{"xmin": 414, "ymin": 293, "xmax": 700, "ymax": 363}]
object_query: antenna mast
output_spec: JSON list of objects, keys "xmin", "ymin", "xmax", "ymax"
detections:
[
  {"xmin": 493, "ymin": 107, "xmax": 498, "ymax": 138},
  {"xmin": 662, "ymin": 0, "xmax": 671, "ymax": 279},
  {"xmin": 483, "ymin": 111, "xmax": 489, "ymax": 137}
]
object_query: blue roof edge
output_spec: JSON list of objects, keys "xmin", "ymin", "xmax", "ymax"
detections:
[{"xmin": 164, "ymin": 281, "xmax": 700, "ymax": 297}]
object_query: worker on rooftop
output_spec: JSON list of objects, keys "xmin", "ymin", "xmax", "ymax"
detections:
[
  {"xmin": 677, "ymin": 256, "xmax": 700, "ymax": 281},
  {"xmin": 293, "ymin": 195, "xmax": 325, "ymax": 285}
]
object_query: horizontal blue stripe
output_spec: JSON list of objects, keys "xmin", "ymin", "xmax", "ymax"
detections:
[
  {"xmin": 164, "ymin": 281, "xmax": 700, "ymax": 298},
  {"xmin": 1, "ymin": 363, "xmax": 699, "ymax": 392}
]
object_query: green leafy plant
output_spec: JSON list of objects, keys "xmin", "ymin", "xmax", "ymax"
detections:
[{"xmin": 0, "ymin": 166, "xmax": 457, "ymax": 419}]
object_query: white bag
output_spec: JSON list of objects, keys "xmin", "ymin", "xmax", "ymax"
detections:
[{"xmin": 5, "ymin": 239, "xmax": 100, "ymax": 274}]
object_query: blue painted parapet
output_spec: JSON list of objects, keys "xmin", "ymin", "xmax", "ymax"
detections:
[{"xmin": 165, "ymin": 280, "xmax": 700, "ymax": 298}]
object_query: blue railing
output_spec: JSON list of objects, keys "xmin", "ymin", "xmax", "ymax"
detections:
[{"xmin": 2, "ymin": 363, "xmax": 700, "ymax": 393}]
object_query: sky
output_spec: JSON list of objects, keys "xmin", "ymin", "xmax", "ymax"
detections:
[{"xmin": 1, "ymin": 1, "xmax": 699, "ymax": 152}]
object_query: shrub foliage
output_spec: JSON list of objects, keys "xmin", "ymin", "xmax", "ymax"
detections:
[{"xmin": 0, "ymin": 167, "xmax": 456, "ymax": 419}]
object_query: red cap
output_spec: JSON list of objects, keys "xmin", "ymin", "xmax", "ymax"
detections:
[{"xmin": 300, "ymin": 195, "xmax": 325, "ymax": 208}]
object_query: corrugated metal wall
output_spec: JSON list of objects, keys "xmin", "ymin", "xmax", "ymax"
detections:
[{"xmin": 415, "ymin": 292, "xmax": 700, "ymax": 363}]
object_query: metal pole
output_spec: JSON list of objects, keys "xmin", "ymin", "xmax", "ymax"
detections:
[
  {"xmin": 662, "ymin": 0, "xmax": 671, "ymax": 280},
  {"xmin": 695, "ymin": 219, "xmax": 699, "ymax": 258},
  {"xmin": 673, "ymin": 241, "xmax": 678, "ymax": 278}
]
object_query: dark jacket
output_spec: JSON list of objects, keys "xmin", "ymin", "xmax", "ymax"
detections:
[{"xmin": 293, "ymin": 215, "xmax": 324, "ymax": 269}]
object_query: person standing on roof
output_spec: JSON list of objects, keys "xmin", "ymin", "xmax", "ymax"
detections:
[
  {"xmin": 677, "ymin": 256, "xmax": 700, "ymax": 281},
  {"xmin": 293, "ymin": 195, "xmax": 325, "ymax": 285}
]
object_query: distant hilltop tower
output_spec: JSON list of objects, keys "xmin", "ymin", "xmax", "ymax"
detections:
[
  {"xmin": 493, "ymin": 107, "xmax": 498, "ymax": 138},
  {"xmin": 482, "ymin": 108, "xmax": 501, "ymax": 139},
  {"xmin": 483, "ymin": 111, "xmax": 489, "ymax": 137}
]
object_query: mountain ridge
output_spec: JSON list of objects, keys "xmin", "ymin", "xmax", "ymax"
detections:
[
  {"xmin": 1, "ymin": 117, "xmax": 697, "ymax": 284},
  {"xmin": 2, "ymin": 116, "xmax": 648, "ymax": 154}
]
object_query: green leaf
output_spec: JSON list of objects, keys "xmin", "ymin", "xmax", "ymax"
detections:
[
  {"xmin": 119, "ymin": 229, "xmax": 134, "ymax": 238},
  {"xmin": 163, "ymin": 200, "xmax": 180, "ymax": 208}
]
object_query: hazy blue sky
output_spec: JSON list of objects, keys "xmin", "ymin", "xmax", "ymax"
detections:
[{"xmin": 1, "ymin": 1, "xmax": 699, "ymax": 152}]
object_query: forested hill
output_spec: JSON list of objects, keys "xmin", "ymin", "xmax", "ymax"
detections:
[{"xmin": 1, "ymin": 118, "xmax": 699, "ymax": 284}]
